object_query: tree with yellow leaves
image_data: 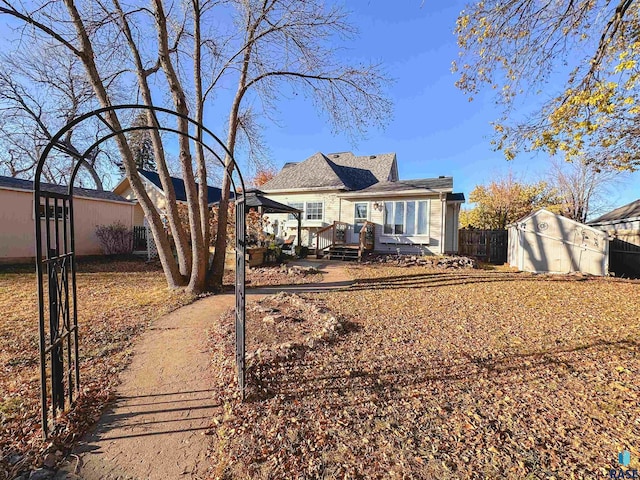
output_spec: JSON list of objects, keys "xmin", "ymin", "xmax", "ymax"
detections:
[
  {"xmin": 460, "ymin": 173, "xmax": 560, "ymax": 229},
  {"xmin": 455, "ymin": 0, "xmax": 640, "ymax": 171}
]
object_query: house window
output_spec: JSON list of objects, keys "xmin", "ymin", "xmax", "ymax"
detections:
[
  {"xmin": 288, "ymin": 202, "xmax": 303, "ymax": 220},
  {"xmin": 383, "ymin": 200, "xmax": 429, "ymax": 236},
  {"xmin": 354, "ymin": 202, "xmax": 368, "ymax": 233},
  {"xmin": 305, "ymin": 202, "xmax": 323, "ymax": 220}
]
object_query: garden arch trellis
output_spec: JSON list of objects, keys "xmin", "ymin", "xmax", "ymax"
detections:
[{"xmin": 34, "ymin": 104, "xmax": 247, "ymax": 438}]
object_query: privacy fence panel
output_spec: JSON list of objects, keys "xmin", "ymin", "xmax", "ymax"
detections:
[
  {"xmin": 609, "ymin": 232, "xmax": 640, "ymax": 278},
  {"xmin": 458, "ymin": 229, "xmax": 508, "ymax": 264}
]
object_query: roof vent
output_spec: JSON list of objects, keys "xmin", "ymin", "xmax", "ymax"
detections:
[
  {"xmin": 370, "ymin": 155, "xmax": 377, "ymax": 159},
  {"xmin": 439, "ymin": 175, "xmax": 445, "ymax": 178},
  {"xmin": 333, "ymin": 154, "xmax": 340, "ymax": 158}
]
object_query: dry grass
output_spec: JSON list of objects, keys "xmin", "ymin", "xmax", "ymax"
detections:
[
  {"xmin": 208, "ymin": 265, "xmax": 640, "ymax": 479},
  {"xmin": 0, "ymin": 258, "xmax": 193, "ymax": 476}
]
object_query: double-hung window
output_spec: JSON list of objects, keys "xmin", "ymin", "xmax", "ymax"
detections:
[
  {"xmin": 288, "ymin": 202, "xmax": 303, "ymax": 220},
  {"xmin": 383, "ymin": 200, "xmax": 429, "ymax": 236},
  {"xmin": 305, "ymin": 202, "xmax": 323, "ymax": 220}
]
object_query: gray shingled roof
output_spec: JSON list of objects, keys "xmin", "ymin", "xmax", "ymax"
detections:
[
  {"xmin": 261, "ymin": 152, "xmax": 396, "ymax": 191},
  {"xmin": 0, "ymin": 175, "xmax": 131, "ymax": 203},
  {"xmin": 589, "ymin": 198, "xmax": 640, "ymax": 224},
  {"xmin": 353, "ymin": 177, "xmax": 453, "ymax": 194}
]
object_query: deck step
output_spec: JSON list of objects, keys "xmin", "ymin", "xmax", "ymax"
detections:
[{"xmin": 326, "ymin": 246, "xmax": 360, "ymax": 261}]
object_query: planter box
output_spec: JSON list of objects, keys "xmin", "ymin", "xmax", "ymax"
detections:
[{"xmin": 246, "ymin": 247, "xmax": 267, "ymax": 267}]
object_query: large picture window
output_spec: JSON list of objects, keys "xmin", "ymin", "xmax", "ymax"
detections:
[
  {"xmin": 305, "ymin": 202, "xmax": 323, "ymax": 220},
  {"xmin": 383, "ymin": 200, "xmax": 429, "ymax": 236}
]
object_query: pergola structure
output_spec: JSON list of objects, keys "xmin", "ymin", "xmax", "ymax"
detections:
[{"xmin": 243, "ymin": 189, "xmax": 302, "ymax": 248}]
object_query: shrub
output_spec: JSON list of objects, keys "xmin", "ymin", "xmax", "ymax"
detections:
[
  {"xmin": 295, "ymin": 245, "xmax": 309, "ymax": 258},
  {"xmin": 95, "ymin": 222, "xmax": 133, "ymax": 255}
]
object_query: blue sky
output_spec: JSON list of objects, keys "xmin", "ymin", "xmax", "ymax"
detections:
[{"xmin": 215, "ymin": 0, "xmax": 638, "ymax": 213}]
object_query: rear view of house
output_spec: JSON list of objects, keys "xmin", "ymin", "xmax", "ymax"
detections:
[{"xmin": 260, "ymin": 152, "xmax": 464, "ymax": 257}]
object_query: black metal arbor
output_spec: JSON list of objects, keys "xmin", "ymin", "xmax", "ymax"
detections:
[{"xmin": 34, "ymin": 105, "xmax": 247, "ymax": 438}]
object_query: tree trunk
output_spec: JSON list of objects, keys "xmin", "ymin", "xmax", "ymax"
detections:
[
  {"xmin": 153, "ymin": 0, "xmax": 207, "ymax": 293},
  {"xmin": 62, "ymin": 0, "xmax": 183, "ymax": 288},
  {"xmin": 208, "ymin": 18, "xmax": 257, "ymax": 289},
  {"xmin": 192, "ymin": 0, "xmax": 210, "ymax": 270},
  {"xmin": 112, "ymin": 0, "xmax": 191, "ymax": 281}
]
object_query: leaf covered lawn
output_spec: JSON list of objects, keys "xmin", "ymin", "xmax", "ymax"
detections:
[
  {"xmin": 209, "ymin": 265, "xmax": 640, "ymax": 479},
  {"xmin": 0, "ymin": 259, "xmax": 193, "ymax": 478}
]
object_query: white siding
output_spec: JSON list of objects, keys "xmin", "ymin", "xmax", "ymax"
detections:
[
  {"xmin": 263, "ymin": 190, "xmax": 452, "ymax": 255},
  {"xmin": 264, "ymin": 191, "xmax": 341, "ymax": 247}
]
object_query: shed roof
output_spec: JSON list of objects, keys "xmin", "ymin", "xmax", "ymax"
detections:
[
  {"xmin": 261, "ymin": 152, "xmax": 396, "ymax": 191},
  {"xmin": 509, "ymin": 208, "xmax": 606, "ymax": 235},
  {"xmin": 0, "ymin": 175, "xmax": 131, "ymax": 203},
  {"xmin": 589, "ymin": 198, "xmax": 640, "ymax": 224}
]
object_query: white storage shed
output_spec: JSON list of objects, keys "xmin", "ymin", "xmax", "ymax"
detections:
[{"xmin": 508, "ymin": 209, "xmax": 609, "ymax": 276}]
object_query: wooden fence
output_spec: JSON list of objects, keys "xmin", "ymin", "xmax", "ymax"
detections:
[
  {"xmin": 133, "ymin": 226, "xmax": 147, "ymax": 251},
  {"xmin": 458, "ymin": 229, "xmax": 508, "ymax": 264},
  {"xmin": 609, "ymin": 231, "xmax": 640, "ymax": 278}
]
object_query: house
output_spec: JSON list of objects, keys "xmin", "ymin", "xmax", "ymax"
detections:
[
  {"xmin": 260, "ymin": 152, "xmax": 464, "ymax": 256},
  {"xmin": 507, "ymin": 209, "xmax": 609, "ymax": 276},
  {"xmin": 0, "ymin": 175, "xmax": 135, "ymax": 263},
  {"xmin": 588, "ymin": 199, "xmax": 640, "ymax": 278},
  {"xmin": 113, "ymin": 169, "xmax": 226, "ymax": 226},
  {"xmin": 588, "ymin": 198, "xmax": 640, "ymax": 232}
]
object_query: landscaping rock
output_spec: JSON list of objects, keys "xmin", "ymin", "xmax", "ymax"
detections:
[
  {"xmin": 363, "ymin": 254, "xmax": 477, "ymax": 269},
  {"xmin": 262, "ymin": 314, "xmax": 285, "ymax": 324}
]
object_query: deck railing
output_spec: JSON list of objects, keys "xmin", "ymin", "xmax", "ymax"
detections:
[
  {"xmin": 358, "ymin": 221, "xmax": 375, "ymax": 256},
  {"xmin": 315, "ymin": 221, "xmax": 348, "ymax": 257}
]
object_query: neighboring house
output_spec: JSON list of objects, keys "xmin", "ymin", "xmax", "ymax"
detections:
[
  {"xmin": 588, "ymin": 198, "xmax": 640, "ymax": 232},
  {"xmin": 0, "ymin": 175, "xmax": 135, "ymax": 263},
  {"xmin": 113, "ymin": 169, "xmax": 226, "ymax": 226},
  {"xmin": 507, "ymin": 209, "xmax": 609, "ymax": 276},
  {"xmin": 260, "ymin": 152, "xmax": 464, "ymax": 256},
  {"xmin": 589, "ymin": 199, "xmax": 640, "ymax": 278}
]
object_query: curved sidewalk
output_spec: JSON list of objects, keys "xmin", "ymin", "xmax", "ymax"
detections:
[{"xmin": 56, "ymin": 260, "xmax": 352, "ymax": 479}]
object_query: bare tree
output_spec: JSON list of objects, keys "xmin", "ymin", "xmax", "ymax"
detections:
[
  {"xmin": 207, "ymin": 0, "xmax": 393, "ymax": 288},
  {"xmin": 547, "ymin": 158, "xmax": 623, "ymax": 223},
  {"xmin": 0, "ymin": 46, "xmax": 110, "ymax": 188},
  {"xmin": 0, "ymin": 0, "xmax": 391, "ymax": 293}
]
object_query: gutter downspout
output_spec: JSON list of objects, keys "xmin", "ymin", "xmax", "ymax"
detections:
[{"xmin": 440, "ymin": 193, "xmax": 446, "ymax": 254}]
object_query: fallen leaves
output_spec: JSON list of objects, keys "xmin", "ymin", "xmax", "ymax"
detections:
[
  {"xmin": 206, "ymin": 265, "xmax": 640, "ymax": 479},
  {"xmin": 0, "ymin": 258, "xmax": 193, "ymax": 479}
]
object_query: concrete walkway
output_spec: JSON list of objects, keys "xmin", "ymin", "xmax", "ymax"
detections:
[{"xmin": 57, "ymin": 261, "xmax": 352, "ymax": 479}]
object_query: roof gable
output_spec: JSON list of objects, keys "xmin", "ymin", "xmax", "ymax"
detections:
[
  {"xmin": 0, "ymin": 175, "xmax": 130, "ymax": 203},
  {"xmin": 261, "ymin": 151, "xmax": 397, "ymax": 192},
  {"xmin": 511, "ymin": 208, "xmax": 606, "ymax": 235}
]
